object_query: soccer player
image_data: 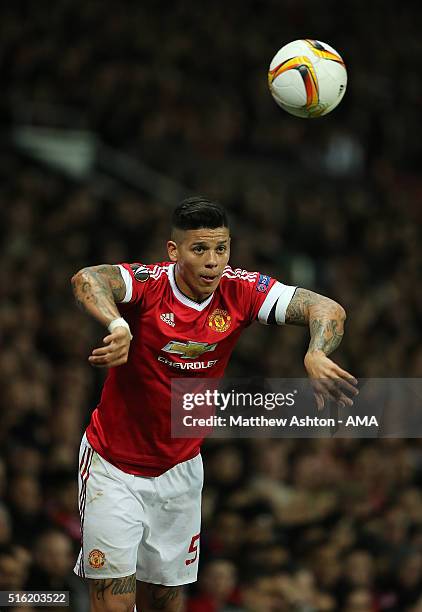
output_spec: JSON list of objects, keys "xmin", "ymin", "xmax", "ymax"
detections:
[{"xmin": 71, "ymin": 196, "xmax": 357, "ymax": 612}]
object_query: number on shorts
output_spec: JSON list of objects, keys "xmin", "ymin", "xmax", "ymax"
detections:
[{"xmin": 185, "ymin": 533, "xmax": 200, "ymax": 565}]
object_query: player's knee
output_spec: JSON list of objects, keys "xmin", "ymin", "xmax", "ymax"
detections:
[
  {"xmin": 89, "ymin": 576, "xmax": 136, "ymax": 612},
  {"xmin": 140, "ymin": 583, "xmax": 184, "ymax": 611}
]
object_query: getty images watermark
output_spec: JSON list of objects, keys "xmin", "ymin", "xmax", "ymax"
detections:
[
  {"xmin": 182, "ymin": 388, "xmax": 297, "ymax": 411},
  {"xmin": 171, "ymin": 379, "xmax": 422, "ymax": 439},
  {"xmin": 182, "ymin": 388, "xmax": 297, "ymax": 428}
]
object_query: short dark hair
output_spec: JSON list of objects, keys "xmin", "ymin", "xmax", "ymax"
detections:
[{"xmin": 172, "ymin": 196, "xmax": 228, "ymax": 231}]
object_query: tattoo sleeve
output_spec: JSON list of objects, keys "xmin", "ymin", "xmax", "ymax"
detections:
[
  {"xmin": 71, "ymin": 264, "xmax": 126, "ymax": 326},
  {"xmin": 285, "ymin": 288, "xmax": 345, "ymax": 356}
]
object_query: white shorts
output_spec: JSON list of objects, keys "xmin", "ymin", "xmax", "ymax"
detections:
[{"xmin": 73, "ymin": 433, "xmax": 203, "ymax": 585}]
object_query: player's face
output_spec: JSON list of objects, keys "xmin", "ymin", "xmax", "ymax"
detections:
[{"xmin": 167, "ymin": 227, "xmax": 230, "ymax": 301}]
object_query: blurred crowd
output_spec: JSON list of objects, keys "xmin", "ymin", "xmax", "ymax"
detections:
[{"xmin": 1, "ymin": 1, "xmax": 422, "ymax": 610}]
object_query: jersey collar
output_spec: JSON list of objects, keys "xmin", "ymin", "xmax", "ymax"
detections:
[{"xmin": 169, "ymin": 264, "xmax": 214, "ymax": 311}]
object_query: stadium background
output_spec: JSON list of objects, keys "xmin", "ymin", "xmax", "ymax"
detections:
[{"xmin": 1, "ymin": 1, "xmax": 422, "ymax": 610}]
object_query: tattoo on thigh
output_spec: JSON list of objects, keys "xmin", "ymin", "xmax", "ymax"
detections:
[
  {"xmin": 147, "ymin": 584, "xmax": 181, "ymax": 610},
  {"xmin": 93, "ymin": 574, "xmax": 136, "ymax": 600}
]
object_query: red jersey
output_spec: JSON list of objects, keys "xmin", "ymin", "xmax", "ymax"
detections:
[{"xmin": 86, "ymin": 262, "xmax": 296, "ymax": 476}]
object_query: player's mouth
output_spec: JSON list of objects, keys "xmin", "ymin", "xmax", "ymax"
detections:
[{"xmin": 199, "ymin": 274, "xmax": 219, "ymax": 285}]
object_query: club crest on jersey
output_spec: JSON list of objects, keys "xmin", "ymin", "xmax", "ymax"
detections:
[
  {"xmin": 88, "ymin": 549, "xmax": 106, "ymax": 569},
  {"xmin": 131, "ymin": 264, "xmax": 150, "ymax": 282},
  {"xmin": 208, "ymin": 309, "xmax": 231, "ymax": 333},
  {"xmin": 162, "ymin": 340, "xmax": 217, "ymax": 359}
]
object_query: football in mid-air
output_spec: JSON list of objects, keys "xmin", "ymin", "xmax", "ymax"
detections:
[{"xmin": 268, "ymin": 39, "xmax": 347, "ymax": 118}]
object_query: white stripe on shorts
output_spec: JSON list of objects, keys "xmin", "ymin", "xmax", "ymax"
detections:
[{"xmin": 79, "ymin": 446, "xmax": 94, "ymax": 578}]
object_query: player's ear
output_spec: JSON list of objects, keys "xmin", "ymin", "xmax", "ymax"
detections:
[{"xmin": 167, "ymin": 240, "xmax": 178, "ymax": 262}]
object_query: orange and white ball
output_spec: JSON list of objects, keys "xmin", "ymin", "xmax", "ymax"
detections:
[{"xmin": 268, "ymin": 39, "xmax": 347, "ymax": 118}]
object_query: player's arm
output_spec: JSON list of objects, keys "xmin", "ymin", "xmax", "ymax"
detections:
[
  {"xmin": 71, "ymin": 265, "xmax": 131, "ymax": 368},
  {"xmin": 285, "ymin": 288, "xmax": 358, "ymax": 408},
  {"xmin": 71, "ymin": 265, "xmax": 126, "ymax": 324}
]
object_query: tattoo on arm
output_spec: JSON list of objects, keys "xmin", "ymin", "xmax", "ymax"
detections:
[
  {"xmin": 308, "ymin": 317, "xmax": 344, "ymax": 355},
  {"xmin": 93, "ymin": 574, "xmax": 136, "ymax": 600},
  {"xmin": 285, "ymin": 288, "xmax": 345, "ymax": 356},
  {"xmin": 71, "ymin": 265, "xmax": 126, "ymax": 325},
  {"xmin": 285, "ymin": 288, "xmax": 314, "ymax": 326},
  {"xmin": 146, "ymin": 584, "xmax": 181, "ymax": 610}
]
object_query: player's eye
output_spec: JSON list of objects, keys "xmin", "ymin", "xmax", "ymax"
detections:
[
  {"xmin": 216, "ymin": 246, "xmax": 227, "ymax": 253},
  {"xmin": 193, "ymin": 246, "xmax": 204, "ymax": 254}
]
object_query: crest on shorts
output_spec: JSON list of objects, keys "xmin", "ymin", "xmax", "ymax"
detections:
[
  {"xmin": 208, "ymin": 309, "xmax": 231, "ymax": 333},
  {"xmin": 88, "ymin": 549, "xmax": 106, "ymax": 569}
]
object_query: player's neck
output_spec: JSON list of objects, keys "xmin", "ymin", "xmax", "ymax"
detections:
[{"xmin": 174, "ymin": 267, "xmax": 212, "ymax": 303}]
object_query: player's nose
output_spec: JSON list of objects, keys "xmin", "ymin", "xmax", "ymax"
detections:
[{"xmin": 205, "ymin": 251, "xmax": 218, "ymax": 268}]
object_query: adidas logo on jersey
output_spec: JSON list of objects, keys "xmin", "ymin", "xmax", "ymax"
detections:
[{"xmin": 160, "ymin": 313, "xmax": 175, "ymax": 327}]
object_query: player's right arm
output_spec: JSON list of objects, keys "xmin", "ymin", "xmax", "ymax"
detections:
[
  {"xmin": 71, "ymin": 265, "xmax": 126, "ymax": 325},
  {"xmin": 71, "ymin": 265, "xmax": 131, "ymax": 368}
]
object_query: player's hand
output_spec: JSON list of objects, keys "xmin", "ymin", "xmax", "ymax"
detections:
[
  {"xmin": 88, "ymin": 327, "xmax": 131, "ymax": 368},
  {"xmin": 304, "ymin": 350, "xmax": 358, "ymax": 410}
]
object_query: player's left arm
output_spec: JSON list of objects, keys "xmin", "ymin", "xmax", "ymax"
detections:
[{"xmin": 285, "ymin": 288, "xmax": 358, "ymax": 409}]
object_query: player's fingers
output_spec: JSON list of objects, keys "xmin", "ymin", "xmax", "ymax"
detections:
[
  {"xmin": 316, "ymin": 366, "xmax": 358, "ymax": 398},
  {"xmin": 90, "ymin": 346, "xmax": 119, "ymax": 359},
  {"xmin": 331, "ymin": 376, "xmax": 359, "ymax": 397},
  {"xmin": 91, "ymin": 346, "xmax": 114, "ymax": 356},
  {"xmin": 89, "ymin": 359, "xmax": 106, "ymax": 367},
  {"xmin": 315, "ymin": 393, "xmax": 325, "ymax": 411},
  {"xmin": 313, "ymin": 379, "xmax": 343, "ymax": 405},
  {"xmin": 103, "ymin": 328, "xmax": 131, "ymax": 343},
  {"xmin": 310, "ymin": 379, "xmax": 326, "ymax": 397},
  {"xmin": 89, "ymin": 352, "xmax": 117, "ymax": 364},
  {"xmin": 311, "ymin": 381, "xmax": 334, "ymax": 408},
  {"xmin": 331, "ymin": 365, "xmax": 358, "ymax": 386},
  {"xmin": 88, "ymin": 355, "xmax": 109, "ymax": 365},
  {"xmin": 336, "ymin": 391, "xmax": 353, "ymax": 407},
  {"xmin": 329, "ymin": 380, "xmax": 357, "ymax": 406},
  {"xmin": 92, "ymin": 335, "xmax": 130, "ymax": 355},
  {"xmin": 325, "ymin": 371, "xmax": 359, "ymax": 402},
  {"xmin": 89, "ymin": 351, "xmax": 128, "ymax": 367},
  {"xmin": 90, "ymin": 351, "xmax": 120, "ymax": 362},
  {"xmin": 322, "ymin": 379, "xmax": 352, "ymax": 405},
  {"xmin": 104, "ymin": 336, "xmax": 130, "ymax": 350}
]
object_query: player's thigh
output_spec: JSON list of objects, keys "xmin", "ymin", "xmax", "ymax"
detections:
[
  {"xmin": 74, "ymin": 436, "xmax": 144, "ymax": 579},
  {"xmin": 89, "ymin": 575, "xmax": 136, "ymax": 612},
  {"xmin": 136, "ymin": 581, "xmax": 184, "ymax": 612},
  {"xmin": 136, "ymin": 454, "xmax": 203, "ymax": 586}
]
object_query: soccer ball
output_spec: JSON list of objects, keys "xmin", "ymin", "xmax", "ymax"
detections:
[{"xmin": 268, "ymin": 39, "xmax": 347, "ymax": 118}]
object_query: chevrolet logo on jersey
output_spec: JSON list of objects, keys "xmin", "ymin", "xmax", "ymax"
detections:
[{"xmin": 162, "ymin": 340, "xmax": 218, "ymax": 359}]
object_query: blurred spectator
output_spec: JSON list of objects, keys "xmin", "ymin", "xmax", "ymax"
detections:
[
  {"xmin": 0, "ymin": 544, "xmax": 31, "ymax": 590},
  {"xmin": 25, "ymin": 530, "xmax": 89, "ymax": 612},
  {"xmin": 8, "ymin": 474, "xmax": 50, "ymax": 546},
  {"xmin": 187, "ymin": 558, "xmax": 238, "ymax": 612},
  {"xmin": 341, "ymin": 588, "xmax": 374, "ymax": 612}
]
